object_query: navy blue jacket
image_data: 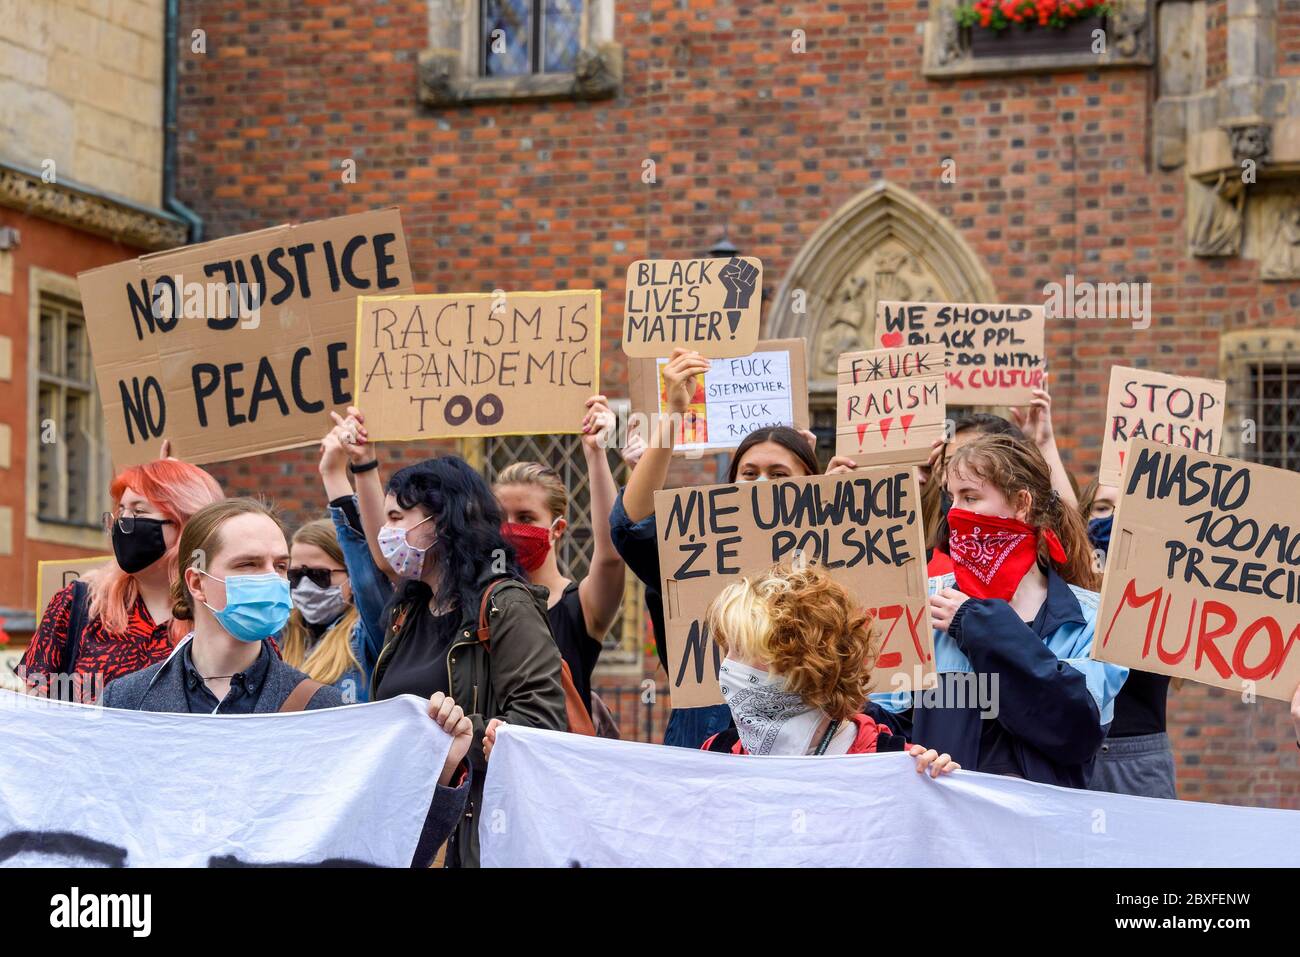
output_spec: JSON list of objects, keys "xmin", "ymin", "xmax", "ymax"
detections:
[{"xmin": 870, "ymin": 568, "xmax": 1129, "ymax": 789}]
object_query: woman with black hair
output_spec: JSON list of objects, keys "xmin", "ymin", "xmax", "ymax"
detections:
[
  {"xmin": 610, "ymin": 348, "xmax": 857, "ymax": 749},
  {"xmin": 317, "ymin": 407, "xmax": 566, "ymax": 868}
]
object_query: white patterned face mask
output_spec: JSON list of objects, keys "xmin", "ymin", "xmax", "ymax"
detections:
[
  {"xmin": 377, "ymin": 514, "xmax": 436, "ymax": 579},
  {"xmin": 717, "ymin": 657, "xmax": 825, "ymax": 755}
]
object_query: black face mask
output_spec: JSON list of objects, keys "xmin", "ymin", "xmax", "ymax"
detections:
[{"xmin": 111, "ymin": 518, "xmax": 169, "ymax": 574}]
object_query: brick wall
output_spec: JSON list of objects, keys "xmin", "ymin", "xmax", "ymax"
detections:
[
  {"xmin": 174, "ymin": 0, "xmax": 1300, "ymax": 807},
  {"xmin": 0, "ymin": 0, "xmax": 165, "ymax": 207}
]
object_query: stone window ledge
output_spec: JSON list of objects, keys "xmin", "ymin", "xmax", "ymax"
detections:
[
  {"xmin": 418, "ymin": 42, "xmax": 621, "ymax": 108},
  {"xmin": 923, "ymin": 0, "xmax": 1153, "ymax": 79}
]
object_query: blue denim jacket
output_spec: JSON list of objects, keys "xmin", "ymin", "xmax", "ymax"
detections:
[{"xmin": 328, "ymin": 498, "xmax": 392, "ymax": 703}]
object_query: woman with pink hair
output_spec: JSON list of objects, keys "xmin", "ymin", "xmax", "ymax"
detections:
[{"xmin": 19, "ymin": 457, "xmax": 223, "ymax": 701}]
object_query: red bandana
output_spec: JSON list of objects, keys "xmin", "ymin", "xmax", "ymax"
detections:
[{"xmin": 945, "ymin": 508, "xmax": 1066, "ymax": 601}]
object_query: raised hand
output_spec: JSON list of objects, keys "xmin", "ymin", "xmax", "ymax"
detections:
[{"xmin": 718, "ymin": 256, "xmax": 759, "ymax": 310}]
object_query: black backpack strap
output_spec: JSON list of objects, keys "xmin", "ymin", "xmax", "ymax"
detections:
[{"xmin": 61, "ymin": 579, "xmax": 90, "ymax": 676}]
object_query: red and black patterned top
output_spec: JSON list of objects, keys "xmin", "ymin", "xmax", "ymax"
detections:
[{"xmin": 19, "ymin": 583, "xmax": 176, "ymax": 701}]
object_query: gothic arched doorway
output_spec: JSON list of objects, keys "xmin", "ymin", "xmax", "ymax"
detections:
[{"xmin": 765, "ymin": 181, "xmax": 997, "ymax": 461}]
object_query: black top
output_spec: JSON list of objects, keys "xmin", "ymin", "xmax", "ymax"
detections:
[
  {"xmin": 547, "ymin": 582, "xmax": 602, "ymax": 712},
  {"xmin": 180, "ymin": 640, "xmax": 276, "ymax": 714},
  {"xmin": 373, "ymin": 608, "xmax": 460, "ymax": 701},
  {"xmin": 1108, "ymin": 670, "xmax": 1170, "ymax": 737}
]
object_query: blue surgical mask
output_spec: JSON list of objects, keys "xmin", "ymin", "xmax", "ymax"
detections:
[
  {"xmin": 202, "ymin": 571, "xmax": 292, "ymax": 643},
  {"xmin": 1088, "ymin": 514, "xmax": 1113, "ymax": 556}
]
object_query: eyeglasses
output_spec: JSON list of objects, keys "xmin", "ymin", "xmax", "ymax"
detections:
[
  {"xmin": 288, "ymin": 567, "xmax": 345, "ymax": 589},
  {"xmin": 102, "ymin": 511, "xmax": 172, "ymax": 535}
]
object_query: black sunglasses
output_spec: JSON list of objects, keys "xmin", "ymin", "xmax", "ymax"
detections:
[{"xmin": 287, "ymin": 567, "xmax": 344, "ymax": 589}]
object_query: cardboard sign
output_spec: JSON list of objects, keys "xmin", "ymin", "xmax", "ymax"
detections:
[
  {"xmin": 627, "ymin": 339, "xmax": 809, "ymax": 455},
  {"xmin": 36, "ymin": 557, "xmax": 111, "ymax": 621},
  {"xmin": 622, "ymin": 257, "xmax": 762, "ymax": 358},
  {"xmin": 836, "ymin": 347, "xmax": 947, "ymax": 467},
  {"xmin": 77, "ymin": 208, "xmax": 414, "ymax": 468},
  {"xmin": 1093, "ymin": 440, "xmax": 1300, "ymax": 701},
  {"xmin": 1098, "ymin": 366, "xmax": 1226, "ymax": 488},
  {"xmin": 354, "ymin": 290, "xmax": 600, "ymax": 440},
  {"xmin": 875, "ymin": 301, "xmax": 1045, "ymax": 405},
  {"xmin": 655, "ymin": 467, "xmax": 934, "ymax": 708}
]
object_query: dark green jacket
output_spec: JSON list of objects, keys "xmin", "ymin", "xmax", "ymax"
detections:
[{"xmin": 371, "ymin": 569, "xmax": 566, "ymax": 866}]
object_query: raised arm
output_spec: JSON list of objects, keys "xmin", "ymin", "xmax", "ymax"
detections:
[
  {"xmin": 577, "ymin": 394, "xmax": 626, "ymax": 641},
  {"xmin": 1010, "ymin": 379, "xmax": 1079, "ymax": 511},
  {"xmin": 623, "ymin": 349, "xmax": 710, "ymax": 522},
  {"xmin": 330, "ymin": 406, "xmax": 396, "ymax": 583}
]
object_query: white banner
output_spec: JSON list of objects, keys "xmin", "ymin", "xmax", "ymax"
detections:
[
  {"xmin": 480, "ymin": 726, "xmax": 1300, "ymax": 867},
  {"xmin": 0, "ymin": 690, "xmax": 448, "ymax": 867}
]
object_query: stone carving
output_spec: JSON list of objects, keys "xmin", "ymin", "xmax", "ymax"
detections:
[
  {"xmin": 573, "ymin": 47, "xmax": 619, "ymax": 99},
  {"xmin": 1109, "ymin": 0, "xmax": 1149, "ymax": 59},
  {"xmin": 1260, "ymin": 195, "xmax": 1300, "ymax": 280},
  {"xmin": 1228, "ymin": 124, "xmax": 1272, "ymax": 166},
  {"xmin": 1187, "ymin": 173, "xmax": 1245, "ymax": 257},
  {"xmin": 813, "ymin": 243, "xmax": 944, "ymax": 377},
  {"xmin": 0, "ymin": 166, "xmax": 186, "ymax": 251},
  {"xmin": 934, "ymin": 3, "xmax": 964, "ymax": 67},
  {"xmin": 417, "ymin": 51, "xmax": 460, "ymax": 107}
]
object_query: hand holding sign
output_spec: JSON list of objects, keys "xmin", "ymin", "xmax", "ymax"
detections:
[
  {"xmin": 328, "ymin": 406, "xmax": 373, "ymax": 466},
  {"xmin": 1008, "ymin": 386, "xmax": 1054, "ymax": 446},
  {"xmin": 581, "ymin": 394, "xmax": 616, "ymax": 453},
  {"xmin": 928, "ymin": 587, "xmax": 971, "ymax": 633},
  {"xmin": 662, "ymin": 349, "xmax": 711, "ymax": 416}
]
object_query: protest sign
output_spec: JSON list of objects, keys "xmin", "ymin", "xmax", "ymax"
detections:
[
  {"xmin": 36, "ymin": 557, "xmax": 112, "ymax": 621},
  {"xmin": 1093, "ymin": 440, "xmax": 1300, "ymax": 700},
  {"xmin": 0, "ymin": 692, "xmax": 448, "ymax": 867},
  {"xmin": 654, "ymin": 467, "xmax": 933, "ymax": 708},
  {"xmin": 627, "ymin": 338, "xmax": 809, "ymax": 455},
  {"xmin": 622, "ymin": 256, "xmax": 762, "ymax": 358},
  {"xmin": 836, "ymin": 346, "xmax": 947, "ymax": 467},
  {"xmin": 1098, "ymin": 366, "xmax": 1226, "ymax": 487},
  {"xmin": 354, "ymin": 290, "xmax": 600, "ymax": 440},
  {"xmin": 76, "ymin": 208, "xmax": 413, "ymax": 468},
  {"xmin": 481, "ymin": 725, "xmax": 1300, "ymax": 867},
  {"xmin": 875, "ymin": 301, "xmax": 1045, "ymax": 405}
]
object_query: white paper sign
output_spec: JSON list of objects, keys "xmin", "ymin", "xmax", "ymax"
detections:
[{"xmin": 658, "ymin": 350, "xmax": 795, "ymax": 453}]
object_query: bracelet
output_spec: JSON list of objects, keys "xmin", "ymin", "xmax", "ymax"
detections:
[{"xmin": 348, "ymin": 459, "xmax": 379, "ymax": 474}]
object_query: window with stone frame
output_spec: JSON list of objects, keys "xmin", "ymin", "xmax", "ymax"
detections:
[
  {"xmin": 483, "ymin": 427, "xmax": 643, "ymax": 669},
  {"xmin": 34, "ymin": 292, "xmax": 110, "ymax": 528},
  {"xmin": 1222, "ymin": 332, "xmax": 1300, "ymax": 473},
  {"xmin": 481, "ymin": 0, "xmax": 583, "ymax": 76},
  {"xmin": 420, "ymin": 0, "xmax": 621, "ymax": 107}
]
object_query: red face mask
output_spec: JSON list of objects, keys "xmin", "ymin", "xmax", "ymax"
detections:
[
  {"xmin": 945, "ymin": 507, "xmax": 1066, "ymax": 601},
  {"xmin": 502, "ymin": 521, "xmax": 554, "ymax": 572}
]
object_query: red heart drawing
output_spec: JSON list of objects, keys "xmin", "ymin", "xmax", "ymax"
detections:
[
  {"xmin": 879, "ymin": 417, "xmax": 894, "ymax": 443},
  {"xmin": 880, "ymin": 331, "xmax": 903, "ymax": 348},
  {"xmin": 856, "ymin": 422, "xmax": 870, "ymax": 449}
]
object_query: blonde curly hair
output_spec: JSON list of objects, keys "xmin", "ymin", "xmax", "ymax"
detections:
[{"xmin": 706, "ymin": 563, "xmax": 879, "ymax": 720}]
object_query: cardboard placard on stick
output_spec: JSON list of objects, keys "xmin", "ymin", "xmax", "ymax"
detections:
[
  {"xmin": 1098, "ymin": 365, "xmax": 1226, "ymax": 488},
  {"xmin": 627, "ymin": 338, "xmax": 809, "ymax": 456},
  {"xmin": 836, "ymin": 347, "xmax": 947, "ymax": 467},
  {"xmin": 654, "ymin": 467, "xmax": 935, "ymax": 708},
  {"xmin": 622, "ymin": 257, "xmax": 762, "ymax": 358},
  {"xmin": 355, "ymin": 290, "xmax": 600, "ymax": 440},
  {"xmin": 76, "ymin": 208, "xmax": 414, "ymax": 468},
  {"xmin": 36, "ymin": 557, "xmax": 112, "ymax": 622},
  {"xmin": 875, "ymin": 301, "xmax": 1045, "ymax": 405},
  {"xmin": 1092, "ymin": 440, "xmax": 1300, "ymax": 701}
]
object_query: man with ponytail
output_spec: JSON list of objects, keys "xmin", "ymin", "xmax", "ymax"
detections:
[{"xmin": 871, "ymin": 433, "xmax": 1129, "ymax": 788}]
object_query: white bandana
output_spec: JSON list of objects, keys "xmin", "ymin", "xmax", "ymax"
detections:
[{"xmin": 717, "ymin": 657, "xmax": 829, "ymax": 755}]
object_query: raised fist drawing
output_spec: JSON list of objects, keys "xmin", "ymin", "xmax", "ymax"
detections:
[{"xmin": 719, "ymin": 256, "xmax": 758, "ymax": 310}]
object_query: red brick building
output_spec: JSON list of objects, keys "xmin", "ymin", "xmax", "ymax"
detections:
[{"xmin": 18, "ymin": 0, "xmax": 1300, "ymax": 805}]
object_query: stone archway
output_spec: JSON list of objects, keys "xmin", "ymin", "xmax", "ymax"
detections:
[{"xmin": 766, "ymin": 181, "xmax": 997, "ymax": 395}]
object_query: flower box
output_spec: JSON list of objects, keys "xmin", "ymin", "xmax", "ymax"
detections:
[{"xmin": 969, "ymin": 13, "xmax": 1106, "ymax": 58}]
